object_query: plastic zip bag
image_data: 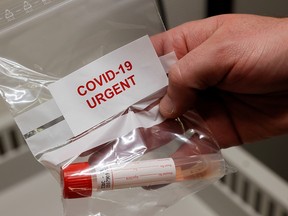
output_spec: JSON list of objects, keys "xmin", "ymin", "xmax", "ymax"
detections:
[{"xmin": 0, "ymin": 1, "xmax": 230, "ymax": 215}]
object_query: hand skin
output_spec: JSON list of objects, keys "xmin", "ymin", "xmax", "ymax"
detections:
[{"xmin": 151, "ymin": 14, "xmax": 288, "ymax": 148}]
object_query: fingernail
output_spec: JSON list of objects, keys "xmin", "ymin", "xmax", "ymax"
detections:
[{"xmin": 160, "ymin": 95, "xmax": 174, "ymax": 116}]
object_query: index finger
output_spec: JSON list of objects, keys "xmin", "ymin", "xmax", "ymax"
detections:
[{"xmin": 150, "ymin": 16, "xmax": 221, "ymax": 58}]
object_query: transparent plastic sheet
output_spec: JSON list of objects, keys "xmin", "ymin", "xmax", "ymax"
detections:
[
  {"xmin": 0, "ymin": 1, "xmax": 230, "ymax": 216},
  {"xmin": 0, "ymin": 0, "xmax": 164, "ymax": 115},
  {"xmin": 60, "ymin": 111, "xmax": 227, "ymax": 216}
]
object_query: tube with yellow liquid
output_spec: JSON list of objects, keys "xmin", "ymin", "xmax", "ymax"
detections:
[{"xmin": 61, "ymin": 153, "xmax": 224, "ymax": 199}]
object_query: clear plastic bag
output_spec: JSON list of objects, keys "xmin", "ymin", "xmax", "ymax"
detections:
[
  {"xmin": 60, "ymin": 111, "xmax": 227, "ymax": 216},
  {"xmin": 0, "ymin": 1, "xmax": 230, "ymax": 215}
]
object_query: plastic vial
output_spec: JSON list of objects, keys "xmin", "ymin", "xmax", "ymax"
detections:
[{"xmin": 61, "ymin": 154, "xmax": 224, "ymax": 199}]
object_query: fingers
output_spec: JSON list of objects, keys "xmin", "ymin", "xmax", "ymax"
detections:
[
  {"xmin": 160, "ymin": 67, "xmax": 196, "ymax": 118},
  {"xmin": 150, "ymin": 31, "xmax": 174, "ymax": 56},
  {"xmin": 150, "ymin": 16, "xmax": 221, "ymax": 58},
  {"xmin": 160, "ymin": 41, "xmax": 235, "ymax": 118},
  {"xmin": 150, "ymin": 16, "xmax": 230, "ymax": 118}
]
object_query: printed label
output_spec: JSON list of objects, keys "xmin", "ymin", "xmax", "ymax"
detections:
[
  {"xmin": 48, "ymin": 36, "xmax": 168, "ymax": 135},
  {"xmin": 95, "ymin": 158, "xmax": 176, "ymax": 191}
]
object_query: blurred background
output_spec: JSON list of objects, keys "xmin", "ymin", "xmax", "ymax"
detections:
[
  {"xmin": 0, "ymin": 0, "xmax": 288, "ymax": 215},
  {"xmin": 158, "ymin": 0, "xmax": 288, "ymax": 28}
]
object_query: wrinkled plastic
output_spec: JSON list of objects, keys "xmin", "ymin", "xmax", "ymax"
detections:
[
  {"xmin": 59, "ymin": 110, "xmax": 227, "ymax": 216},
  {"xmin": 60, "ymin": 114, "xmax": 226, "ymax": 197},
  {"xmin": 0, "ymin": 1, "xmax": 229, "ymax": 216},
  {"xmin": 0, "ymin": 0, "xmax": 164, "ymax": 115}
]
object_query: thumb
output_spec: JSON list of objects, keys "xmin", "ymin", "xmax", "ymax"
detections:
[{"xmin": 160, "ymin": 43, "xmax": 233, "ymax": 118}]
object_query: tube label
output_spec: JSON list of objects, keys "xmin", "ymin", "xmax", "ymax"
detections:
[{"xmin": 95, "ymin": 158, "xmax": 176, "ymax": 191}]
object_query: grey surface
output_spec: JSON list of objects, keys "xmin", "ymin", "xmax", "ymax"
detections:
[
  {"xmin": 197, "ymin": 184, "xmax": 250, "ymax": 216},
  {"xmin": 234, "ymin": 0, "xmax": 288, "ymax": 17},
  {"xmin": 163, "ymin": 0, "xmax": 288, "ymax": 29},
  {"xmin": 243, "ymin": 135, "xmax": 288, "ymax": 183},
  {"xmin": 163, "ymin": 0, "xmax": 206, "ymax": 28},
  {"xmin": 0, "ymin": 147, "xmax": 45, "ymax": 192}
]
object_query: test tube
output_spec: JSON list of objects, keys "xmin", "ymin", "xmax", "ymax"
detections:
[{"xmin": 61, "ymin": 154, "xmax": 224, "ymax": 199}]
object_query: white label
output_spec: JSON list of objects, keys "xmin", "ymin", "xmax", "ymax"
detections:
[
  {"xmin": 48, "ymin": 36, "xmax": 168, "ymax": 135},
  {"xmin": 95, "ymin": 158, "xmax": 176, "ymax": 190}
]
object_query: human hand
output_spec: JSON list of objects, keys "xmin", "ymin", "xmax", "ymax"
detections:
[{"xmin": 151, "ymin": 14, "xmax": 288, "ymax": 148}]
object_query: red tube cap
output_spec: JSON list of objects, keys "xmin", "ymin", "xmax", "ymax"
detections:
[{"xmin": 61, "ymin": 162, "xmax": 92, "ymax": 199}]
